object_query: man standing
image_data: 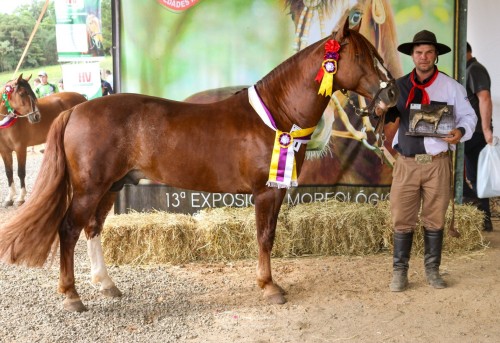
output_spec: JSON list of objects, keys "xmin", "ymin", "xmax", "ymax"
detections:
[
  {"xmin": 385, "ymin": 30, "xmax": 477, "ymax": 292},
  {"xmin": 465, "ymin": 42, "xmax": 494, "ymax": 232},
  {"xmin": 35, "ymin": 71, "xmax": 58, "ymax": 98}
]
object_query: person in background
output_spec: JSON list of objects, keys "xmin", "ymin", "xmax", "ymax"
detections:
[
  {"xmin": 105, "ymin": 69, "xmax": 113, "ymax": 89},
  {"xmin": 384, "ymin": 30, "xmax": 477, "ymax": 292},
  {"xmin": 35, "ymin": 71, "xmax": 58, "ymax": 98},
  {"xmin": 33, "ymin": 77, "xmax": 41, "ymax": 89},
  {"xmin": 464, "ymin": 42, "xmax": 494, "ymax": 232},
  {"xmin": 58, "ymin": 78, "xmax": 65, "ymax": 92},
  {"xmin": 101, "ymin": 78, "xmax": 113, "ymax": 96}
]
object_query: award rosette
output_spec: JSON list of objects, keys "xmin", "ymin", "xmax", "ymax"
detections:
[
  {"xmin": 315, "ymin": 39, "xmax": 340, "ymax": 97},
  {"xmin": 248, "ymin": 86, "xmax": 316, "ymax": 188}
]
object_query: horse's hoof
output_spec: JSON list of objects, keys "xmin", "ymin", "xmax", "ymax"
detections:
[
  {"xmin": 2, "ymin": 200, "xmax": 13, "ymax": 208},
  {"xmin": 100, "ymin": 286, "xmax": 123, "ymax": 298},
  {"xmin": 265, "ymin": 292, "xmax": 287, "ymax": 305},
  {"xmin": 263, "ymin": 284, "xmax": 287, "ymax": 304},
  {"xmin": 63, "ymin": 298, "xmax": 88, "ymax": 312}
]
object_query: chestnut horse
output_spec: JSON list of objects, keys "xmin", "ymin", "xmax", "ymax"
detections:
[
  {"xmin": 0, "ymin": 23, "xmax": 397, "ymax": 312},
  {"xmin": 0, "ymin": 76, "xmax": 87, "ymax": 206}
]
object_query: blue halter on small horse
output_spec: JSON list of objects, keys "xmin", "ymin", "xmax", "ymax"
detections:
[{"xmin": 0, "ymin": 20, "xmax": 398, "ymax": 312}]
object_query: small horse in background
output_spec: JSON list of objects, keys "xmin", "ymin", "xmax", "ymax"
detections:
[
  {"xmin": 0, "ymin": 75, "xmax": 87, "ymax": 206},
  {"xmin": 0, "ymin": 22, "xmax": 398, "ymax": 312}
]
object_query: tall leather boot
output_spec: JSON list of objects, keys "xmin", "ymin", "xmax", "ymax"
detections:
[
  {"xmin": 390, "ymin": 231, "xmax": 413, "ymax": 292},
  {"xmin": 479, "ymin": 198, "xmax": 493, "ymax": 232},
  {"xmin": 424, "ymin": 229, "xmax": 446, "ymax": 289}
]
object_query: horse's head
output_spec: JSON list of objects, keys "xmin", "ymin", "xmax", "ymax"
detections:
[
  {"xmin": 331, "ymin": 19, "xmax": 398, "ymax": 115},
  {"xmin": 1, "ymin": 74, "xmax": 40, "ymax": 123}
]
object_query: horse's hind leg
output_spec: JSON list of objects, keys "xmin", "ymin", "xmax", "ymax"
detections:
[
  {"xmin": 254, "ymin": 188, "xmax": 287, "ymax": 304},
  {"xmin": 59, "ymin": 193, "xmax": 104, "ymax": 312},
  {"xmin": 1, "ymin": 152, "xmax": 16, "ymax": 207},
  {"xmin": 85, "ymin": 192, "xmax": 122, "ymax": 298}
]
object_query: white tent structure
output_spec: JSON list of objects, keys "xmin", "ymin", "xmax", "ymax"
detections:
[{"xmin": 468, "ymin": 0, "xmax": 500, "ymax": 136}]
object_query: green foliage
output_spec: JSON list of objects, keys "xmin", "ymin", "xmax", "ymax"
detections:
[{"xmin": 0, "ymin": 0, "xmax": 113, "ymax": 74}]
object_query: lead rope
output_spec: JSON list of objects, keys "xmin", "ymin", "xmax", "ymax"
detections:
[
  {"xmin": 448, "ymin": 148, "xmax": 460, "ymax": 237},
  {"xmin": 293, "ymin": 0, "xmax": 324, "ymax": 52}
]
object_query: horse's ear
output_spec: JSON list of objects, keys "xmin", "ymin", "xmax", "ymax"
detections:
[
  {"xmin": 24, "ymin": 74, "xmax": 32, "ymax": 82},
  {"xmin": 17, "ymin": 74, "xmax": 23, "ymax": 83},
  {"xmin": 342, "ymin": 17, "xmax": 350, "ymax": 36},
  {"xmin": 334, "ymin": 17, "xmax": 351, "ymax": 41}
]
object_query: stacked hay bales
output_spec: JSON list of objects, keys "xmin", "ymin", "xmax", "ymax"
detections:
[{"xmin": 102, "ymin": 200, "xmax": 487, "ymax": 266}]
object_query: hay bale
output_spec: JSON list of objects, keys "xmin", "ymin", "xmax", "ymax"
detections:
[
  {"xmin": 379, "ymin": 202, "xmax": 487, "ymax": 256},
  {"xmin": 193, "ymin": 206, "xmax": 287, "ymax": 261},
  {"xmin": 282, "ymin": 200, "xmax": 387, "ymax": 256},
  {"xmin": 102, "ymin": 200, "xmax": 486, "ymax": 266},
  {"xmin": 102, "ymin": 211, "xmax": 200, "ymax": 265}
]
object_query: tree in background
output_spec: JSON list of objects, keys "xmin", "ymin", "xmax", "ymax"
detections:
[{"xmin": 0, "ymin": 0, "xmax": 112, "ymax": 73}]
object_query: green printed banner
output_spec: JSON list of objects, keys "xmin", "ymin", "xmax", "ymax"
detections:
[{"xmin": 55, "ymin": 0, "xmax": 105, "ymax": 61}]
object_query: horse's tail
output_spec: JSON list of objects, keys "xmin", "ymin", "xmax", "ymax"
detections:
[{"xmin": 0, "ymin": 109, "xmax": 73, "ymax": 267}]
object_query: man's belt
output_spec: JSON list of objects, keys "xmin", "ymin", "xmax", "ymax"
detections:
[{"xmin": 398, "ymin": 151, "xmax": 449, "ymax": 165}]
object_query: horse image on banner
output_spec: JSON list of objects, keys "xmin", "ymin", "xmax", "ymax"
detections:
[
  {"xmin": 0, "ymin": 75, "xmax": 87, "ymax": 207},
  {"xmin": 188, "ymin": 0, "xmax": 403, "ymax": 189},
  {"xmin": 0, "ymin": 22, "xmax": 398, "ymax": 311}
]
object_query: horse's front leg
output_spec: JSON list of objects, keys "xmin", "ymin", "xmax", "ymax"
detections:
[
  {"xmin": 58, "ymin": 212, "xmax": 87, "ymax": 312},
  {"xmin": 14, "ymin": 148, "xmax": 27, "ymax": 206},
  {"xmin": 1, "ymin": 152, "xmax": 16, "ymax": 207},
  {"xmin": 254, "ymin": 188, "xmax": 287, "ymax": 304}
]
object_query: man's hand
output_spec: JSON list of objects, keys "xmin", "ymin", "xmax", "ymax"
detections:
[{"xmin": 442, "ymin": 128, "xmax": 463, "ymax": 145}]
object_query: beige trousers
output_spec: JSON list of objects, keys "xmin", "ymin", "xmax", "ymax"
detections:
[{"xmin": 390, "ymin": 154, "xmax": 451, "ymax": 233}]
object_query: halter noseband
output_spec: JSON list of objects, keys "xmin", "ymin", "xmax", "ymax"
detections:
[{"xmin": 341, "ymin": 52, "xmax": 395, "ymax": 117}]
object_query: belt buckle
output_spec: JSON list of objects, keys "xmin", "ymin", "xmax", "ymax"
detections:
[{"xmin": 415, "ymin": 154, "xmax": 432, "ymax": 165}]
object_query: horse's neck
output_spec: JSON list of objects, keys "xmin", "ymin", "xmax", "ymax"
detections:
[{"xmin": 256, "ymin": 41, "xmax": 330, "ymax": 131}]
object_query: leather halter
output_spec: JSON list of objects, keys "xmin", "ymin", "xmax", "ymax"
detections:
[{"xmin": 1, "ymin": 82, "xmax": 40, "ymax": 120}]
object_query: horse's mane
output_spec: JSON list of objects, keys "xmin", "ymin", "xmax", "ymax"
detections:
[
  {"xmin": 260, "ymin": 26, "xmax": 382, "ymax": 90},
  {"xmin": 347, "ymin": 27, "xmax": 385, "ymax": 63}
]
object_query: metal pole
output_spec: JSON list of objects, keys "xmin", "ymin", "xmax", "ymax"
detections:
[
  {"xmin": 112, "ymin": 0, "xmax": 121, "ymax": 94},
  {"xmin": 454, "ymin": 0, "xmax": 468, "ymax": 204}
]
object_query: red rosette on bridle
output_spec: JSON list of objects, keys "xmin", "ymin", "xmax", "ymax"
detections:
[{"xmin": 315, "ymin": 39, "xmax": 341, "ymax": 97}]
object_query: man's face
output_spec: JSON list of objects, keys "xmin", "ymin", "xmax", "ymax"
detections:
[
  {"xmin": 411, "ymin": 44, "xmax": 438, "ymax": 74},
  {"xmin": 39, "ymin": 75, "xmax": 48, "ymax": 84}
]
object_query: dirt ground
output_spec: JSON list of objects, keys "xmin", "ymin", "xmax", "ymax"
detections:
[
  {"xmin": 1, "ymin": 150, "xmax": 499, "ymax": 342},
  {"xmin": 182, "ymin": 220, "xmax": 500, "ymax": 343},
  {"xmin": 3, "ymin": 219, "xmax": 498, "ymax": 343}
]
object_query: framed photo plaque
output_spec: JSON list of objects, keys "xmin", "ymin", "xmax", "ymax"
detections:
[{"xmin": 406, "ymin": 104, "xmax": 455, "ymax": 138}]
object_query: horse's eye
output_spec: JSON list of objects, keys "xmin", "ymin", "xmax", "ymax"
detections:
[{"xmin": 349, "ymin": 10, "xmax": 362, "ymax": 28}]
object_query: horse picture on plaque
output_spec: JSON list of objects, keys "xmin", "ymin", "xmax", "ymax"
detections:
[{"xmin": 407, "ymin": 103, "xmax": 454, "ymax": 137}]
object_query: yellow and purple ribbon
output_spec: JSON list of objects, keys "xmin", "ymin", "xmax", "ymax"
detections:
[{"xmin": 248, "ymin": 86, "xmax": 316, "ymax": 188}]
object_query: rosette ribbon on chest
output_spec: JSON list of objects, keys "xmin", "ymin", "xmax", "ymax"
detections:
[
  {"xmin": 248, "ymin": 86, "xmax": 316, "ymax": 188},
  {"xmin": 315, "ymin": 39, "xmax": 341, "ymax": 97}
]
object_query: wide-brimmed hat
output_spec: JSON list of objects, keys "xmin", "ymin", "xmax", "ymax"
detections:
[{"xmin": 397, "ymin": 30, "xmax": 451, "ymax": 56}]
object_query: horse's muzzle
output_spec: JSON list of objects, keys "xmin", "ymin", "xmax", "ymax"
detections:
[
  {"xmin": 381, "ymin": 82, "xmax": 399, "ymax": 108},
  {"xmin": 28, "ymin": 111, "xmax": 41, "ymax": 124}
]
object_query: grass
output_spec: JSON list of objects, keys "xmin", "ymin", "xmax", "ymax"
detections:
[{"xmin": 0, "ymin": 56, "xmax": 113, "ymax": 86}]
